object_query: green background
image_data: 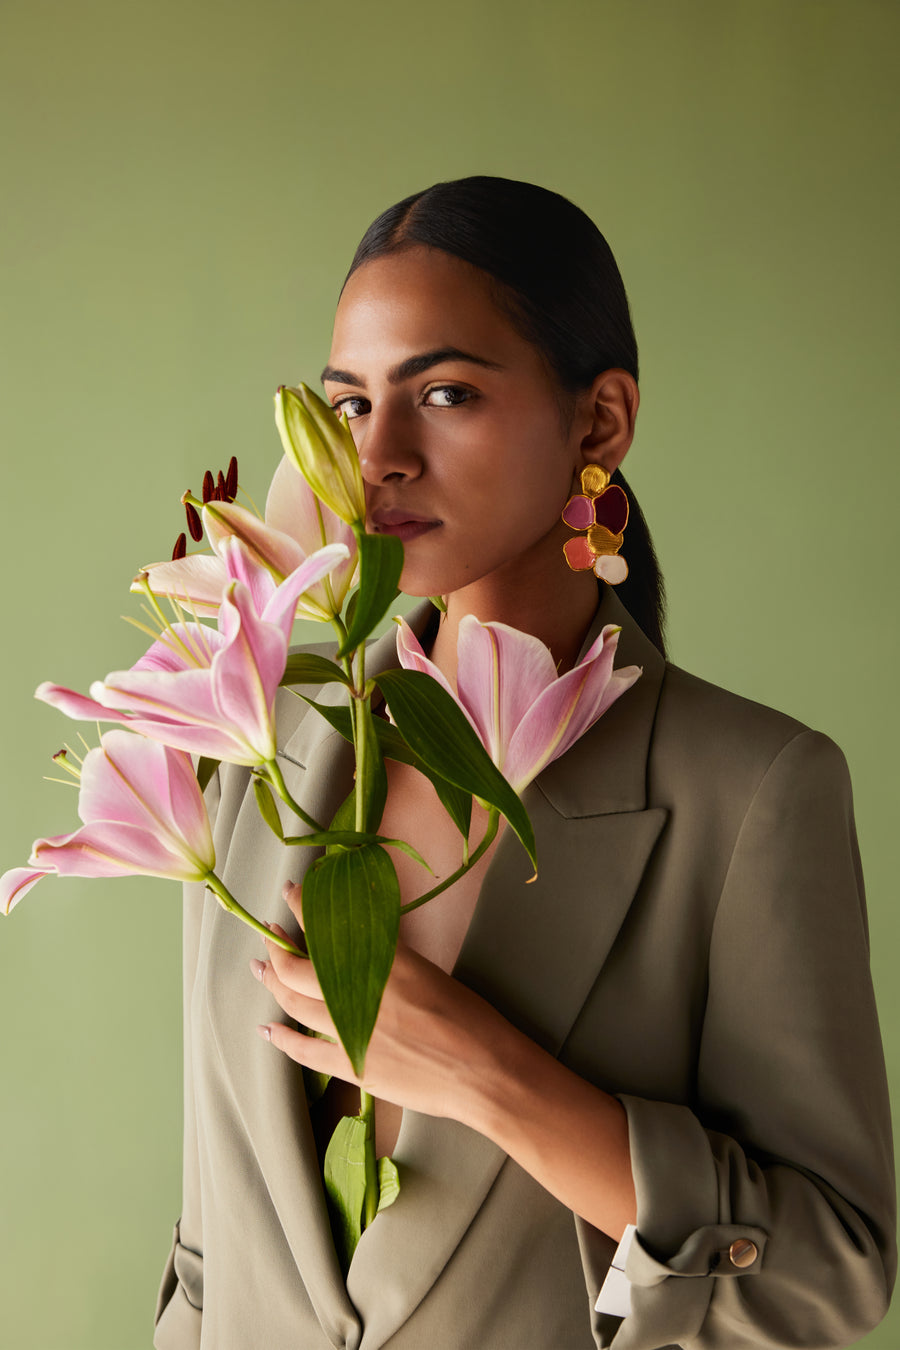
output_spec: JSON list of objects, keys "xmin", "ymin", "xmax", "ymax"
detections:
[{"xmin": 1, "ymin": 1, "xmax": 897, "ymax": 1345}]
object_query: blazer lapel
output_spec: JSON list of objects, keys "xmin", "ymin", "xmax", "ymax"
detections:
[{"xmin": 348, "ymin": 591, "xmax": 669, "ymax": 1346}]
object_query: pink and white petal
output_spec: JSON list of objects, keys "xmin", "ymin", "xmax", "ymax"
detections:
[
  {"xmin": 505, "ymin": 635, "xmax": 641, "ymax": 790},
  {"xmin": 593, "ymin": 554, "xmax": 629, "ymax": 584},
  {"xmin": 204, "ymin": 500, "xmax": 306, "ymax": 581},
  {"xmin": 35, "ymin": 682, "xmax": 128, "ymax": 722},
  {"xmin": 86, "ymin": 672, "xmax": 252, "ymax": 762},
  {"xmin": 265, "ymin": 455, "xmax": 333, "ymax": 552},
  {"xmin": 130, "ymin": 625, "xmax": 224, "ymax": 675},
  {"xmin": 32, "ymin": 820, "xmax": 207, "ymax": 882},
  {"xmin": 1, "ymin": 866, "xmax": 51, "ymax": 915},
  {"xmin": 76, "ymin": 732, "xmax": 215, "ymax": 872},
  {"xmin": 395, "ymin": 621, "xmax": 459, "ymax": 700},
  {"xmin": 210, "ymin": 584, "xmax": 286, "ymax": 760},
  {"xmin": 456, "ymin": 618, "xmax": 558, "ymax": 766},
  {"xmin": 261, "ymin": 543, "xmax": 353, "ymax": 642},
  {"xmin": 139, "ymin": 555, "xmax": 229, "ymax": 615},
  {"xmin": 219, "ymin": 536, "xmax": 279, "ymax": 616}
]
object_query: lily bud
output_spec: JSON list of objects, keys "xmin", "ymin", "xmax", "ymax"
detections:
[{"xmin": 274, "ymin": 383, "xmax": 366, "ymax": 527}]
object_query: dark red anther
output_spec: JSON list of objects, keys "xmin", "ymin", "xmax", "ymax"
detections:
[
  {"xmin": 172, "ymin": 532, "xmax": 187, "ymax": 560},
  {"xmin": 225, "ymin": 455, "xmax": 238, "ymax": 501},
  {"xmin": 217, "ymin": 470, "xmax": 227, "ymax": 499},
  {"xmin": 202, "ymin": 470, "xmax": 215, "ymax": 503},
  {"xmin": 185, "ymin": 501, "xmax": 203, "ymax": 542}
]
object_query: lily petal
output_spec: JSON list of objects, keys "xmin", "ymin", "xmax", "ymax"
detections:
[{"xmin": 0, "ymin": 866, "xmax": 51, "ymax": 915}]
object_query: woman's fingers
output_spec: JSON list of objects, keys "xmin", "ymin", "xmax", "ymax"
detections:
[
  {"xmin": 281, "ymin": 879, "xmax": 304, "ymax": 927},
  {"xmin": 257, "ymin": 1020, "xmax": 353, "ymax": 1077}
]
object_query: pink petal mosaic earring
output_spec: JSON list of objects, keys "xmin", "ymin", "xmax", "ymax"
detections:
[{"xmin": 561, "ymin": 466, "xmax": 629, "ymax": 584}]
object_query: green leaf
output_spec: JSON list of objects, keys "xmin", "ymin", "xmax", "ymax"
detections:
[
  {"xmin": 301, "ymin": 843, "xmax": 401, "ymax": 1076},
  {"xmin": 280, "ymin": 652, "xmax": 351, "ymax": 688},
  {"xmin": 323, "ymin": 1114, "xmax": 370, "ymax": 1271},
  {"xmin": 299, "ymin": 695, "xmax": 472, "ymax": 840},
  {"xmin": 377, "ymin": 1155, "xmax": 401, "ymax": 1212},
  {"xmin": 337, "ymin": 528, "xmax": 403, "ymax": 657},
  {"xmin": 375, "ymin": 669, "xmax": 537, "ymax": 872},
  {"xmin": 252, "ymin": 776, "xmax": 284, "ymax": 839},
  {"xmin": 196, "ymin": 756, "xmax": 219, "ymax": 793}
]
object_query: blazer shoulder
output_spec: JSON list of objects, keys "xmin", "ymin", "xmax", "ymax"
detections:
[{"xmin": 653, "ymin": 661, "xmax": 849, "ymax": 805}]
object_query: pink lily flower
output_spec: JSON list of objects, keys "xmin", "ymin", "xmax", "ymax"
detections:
[
  {"xmin": 36, "ymin": 538, "xmax": 350, "ymax": 768},
  {"xmin": 396, "ymin": 616, "xmax": 641, "ymax": 794},
  {"xmin": 1, "ymin": 730, "xmax": 214, "ymax": 915},
  {"xmin": 139, "ymin": 455, "xmax": 358, "ymax": 621}
]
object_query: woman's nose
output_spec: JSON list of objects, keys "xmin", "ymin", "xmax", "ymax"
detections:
[{"xmin": 355, "ymin": 408, "xmax": 423, "ymax": 485}]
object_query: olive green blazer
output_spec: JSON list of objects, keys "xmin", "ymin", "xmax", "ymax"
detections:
[{"xmin": 153, "ymin": 587, "xmax": 895, "ymax": 1350}]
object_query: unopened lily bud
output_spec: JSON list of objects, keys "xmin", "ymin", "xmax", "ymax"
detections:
[{"xmin": 274, "ymin": 383, "xmax": 366, "ymax": 527}]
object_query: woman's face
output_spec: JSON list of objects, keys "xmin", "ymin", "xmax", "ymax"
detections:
[{"xmin": 323, "ymin": 245, "xmax": 584, "ymax": 599}]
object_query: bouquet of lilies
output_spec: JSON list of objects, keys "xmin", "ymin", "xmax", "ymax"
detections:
[{"xmin": 1, "ymin": 384, "xmax": 639, "ymax": 1266}]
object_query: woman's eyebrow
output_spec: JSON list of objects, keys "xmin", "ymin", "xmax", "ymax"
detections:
[{"xmin": 320, "ymin": 346, "xmax": 505, "ymax": 388}]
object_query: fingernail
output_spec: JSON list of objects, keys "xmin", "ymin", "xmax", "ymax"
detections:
[
  {"xmin": 267, "ymin": 921, "xmax": 287, "ymax": 938},
  {"xmin": 281, "ymin": 880, "xmax": 296, "ymax": 900},
  {"xmin": 249, "ymin": 958, "xmax": 266, "ymax": 981},
  {"xmin": 256, "ymin": 1024, "xmax": 272, "ymax": 1042}
]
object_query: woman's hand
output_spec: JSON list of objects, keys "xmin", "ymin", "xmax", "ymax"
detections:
[
  {"xmin": 251, "ymin": 880, "xmax": 637, "ymax": 1241},
  {"xmin": 251, "ymin": 879, "xmax": 513, "ymax": 1126}
]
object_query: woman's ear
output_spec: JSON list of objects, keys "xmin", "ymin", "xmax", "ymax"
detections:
[{"xmin": 575, "ymin": 369, "xmax": 639, "ymax": 475}]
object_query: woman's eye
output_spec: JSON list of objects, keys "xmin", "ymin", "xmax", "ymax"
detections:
[
  {"xmin": 332, "ymin": 396, "xmax": 369, "ymax": 420},
  {"xmin": 424, "ymin": 385, "xmax": 471, "ymax": 408}
]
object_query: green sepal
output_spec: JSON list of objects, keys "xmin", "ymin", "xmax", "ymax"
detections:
[
  {"xmin": 336, "ymin": 527, "xmax": 403, "ymax": 657},
  {"xmin": 196, "ymin": 756, "xmax": 219, "ymax": 793},
  {"xmin": 300, "ymin": 695, "xmax": 473, "ymax": 840},
  {"xmin": 280, "ymin": 652, "xmax": 351, "ymax": 688},
  {"xmin": 377, "ymin": 1156, "xmax": 401, "ymax": 1212},
  {"xmin": 301, "ymin": 843, "xmax": 401, "ymax": 1076},
  {"xmin": 375, "ymin": 669, "xmax": 537, "ymax": 871},
  {"xmin": 252, "ymin": 776, "xmax": 284, "ymax": 839},
  {"xmin": 323, "ymin": 1114, "xmax": 371, "ymax": 1272}
]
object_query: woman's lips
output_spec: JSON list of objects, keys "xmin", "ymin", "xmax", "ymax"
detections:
[{"xmin": 369, "ymin": 509, "xmax": 440, "ymax": 543}]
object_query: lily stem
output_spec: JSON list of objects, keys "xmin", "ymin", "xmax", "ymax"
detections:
[
  {"xmin": 205, "ymin": 872, "xmax": 304, "ymax": 955},
  {"xmin": 264, "ymin": 759, "xmax": 323, "ymax": 833},
  {"xmin": 400, "ymin": 808, "xmax": 500, "ymax": 915},
  {"xmin": 360, "ymin": 1089, "xmax": 379, "ymax": 1228}
]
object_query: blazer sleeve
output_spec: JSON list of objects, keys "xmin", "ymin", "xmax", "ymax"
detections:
[{"xmin": 595, "ymin": 730, "xmax": 896, "ymax": 1349}]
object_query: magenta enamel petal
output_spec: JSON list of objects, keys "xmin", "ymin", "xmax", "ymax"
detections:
[
  {"xmin": 561, "ymin": 495, "xmax": 595, "ymax": 529},
  {"xmin": 592, "ymin": 485, "xmax": 629, "ymax": 535}
]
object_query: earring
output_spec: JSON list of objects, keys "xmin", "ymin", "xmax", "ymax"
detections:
[{"xmin": 561, "ymin": 466, "xmax": 629, "ymax": 584}]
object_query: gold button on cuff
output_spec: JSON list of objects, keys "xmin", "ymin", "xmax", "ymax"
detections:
[{"xmin": 729, "ymin": 1238, "xmax": 758, "ymax": 1269}]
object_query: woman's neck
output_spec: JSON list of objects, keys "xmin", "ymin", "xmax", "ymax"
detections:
[{"xmin": 425, "ymin": 539, "xmax": 601, "ymax": 686}]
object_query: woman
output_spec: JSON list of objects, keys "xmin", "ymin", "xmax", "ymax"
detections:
[{"xmin": 154, "ymin": 177, "xmax": 895, "ymax": 1349}]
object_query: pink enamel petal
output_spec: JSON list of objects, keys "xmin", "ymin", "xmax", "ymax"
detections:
[
  {"xmin": 204, "ymin": 500, "xmax": 305, "ymax": 581},
  {"xmin": 140, "ymin": 555, "xmax": 228, "ymax": 615},
  {"xmin": 35, "ymin": 682, "xmax": 127, "ymax": 722},
  {"xmin": 561, "ymin": 495, "xmax": 595, "ymax": 529},
  {"xmin": 455, "ymin": 618, "xmax": 558, "ymax": 767},
  {"xmin": 261, "ymin": 543, "xmax": 353, "ymax": 642},
  {"xmin": 505, "ymin": 628, "xmax": 640, "ymax": 790},
  {"xmin": 1, "ymin": 866, "xmax": 51, "ymax": 915}
]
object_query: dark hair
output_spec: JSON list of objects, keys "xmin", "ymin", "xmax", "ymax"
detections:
[{"xmin": 346, "ymin": 176, "xmax": 667, "ymax": 656}]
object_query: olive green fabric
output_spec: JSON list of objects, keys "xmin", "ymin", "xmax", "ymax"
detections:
[{"xmin": 153, "ymin": 592, "xmax": 894, "ymax": 1349}]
